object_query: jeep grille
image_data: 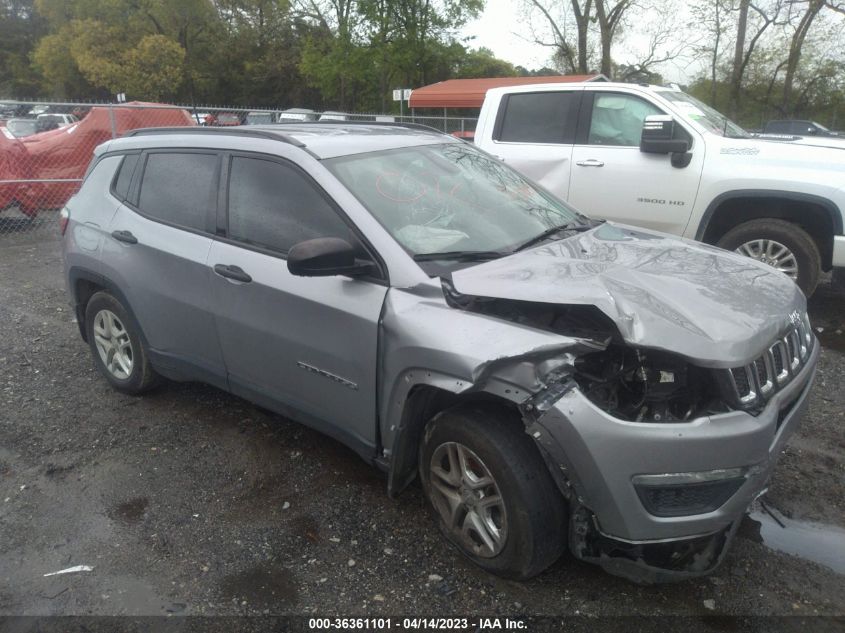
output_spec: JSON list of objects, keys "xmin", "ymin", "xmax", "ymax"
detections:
[{"xmin": 724, "ymin": 315, "xmax": 813, "ymax": 412}]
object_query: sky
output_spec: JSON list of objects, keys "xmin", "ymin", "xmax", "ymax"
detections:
[
  {"xmin": 459, "ymin": 0, "xmax": 699, "ymax": 83},
  {"xmin": 461, "ymin": 1, "xmax": 554, "ymax": 71}
]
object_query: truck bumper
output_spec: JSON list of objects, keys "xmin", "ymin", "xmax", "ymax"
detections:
[
  {"xmin": 833, "ymin": 235, "xmax": 845, "ymax": 268},
  {"xmin": 528, "ymin": 339, "xmax": 819, "ymax": 583}
]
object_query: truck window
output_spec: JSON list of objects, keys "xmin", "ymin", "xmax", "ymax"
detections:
[
  {"xmin": 495, "ymin": 92, "xmax": 578, "ymax": 144},
  {"xmin": 587, "ymin": 93, "xmax": 662, "ymax": 146}
]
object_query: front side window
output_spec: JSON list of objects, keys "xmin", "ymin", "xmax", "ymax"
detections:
[
  {"xmin": 588, "ymin": 93, "xmax": 663, "ymax": 146},
  {"xmin": 138, "ymin": 152, "xmax": 218, "ymax": 231},
  {"xmin": 497, "ymin": 91, "xmax": 578, "ymax": 143},
  {"xmin": 326, "ymin": 143, "xmax": 582, "ymax": 263},
  {"xmin": 227, "ymin": 156, "xmax": 352, "ymax": 253}
]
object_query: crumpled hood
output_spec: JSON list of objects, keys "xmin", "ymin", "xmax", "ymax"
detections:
[{"xmin": 450, "ymin": 223, "xmax": 806, "ymax": 367}]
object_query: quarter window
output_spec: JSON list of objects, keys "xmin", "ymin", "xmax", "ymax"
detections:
[
  {"xmin": 138, "ymin": 152, "xmax": 218, "ymax": 230},
  {"xmin": 497, "ymin": 92, "xmax": 578, "ymax": 143},
  {"xmin": 112, "ymin": 153, "xmax": 139, "ymax": 201},
  {"xmin": 227, "ymin": 156, "xmax": 352, "ymax": 253},
  {"xmin": 587, "ymin": 93, "xmax": 663, "ymax": 146}
]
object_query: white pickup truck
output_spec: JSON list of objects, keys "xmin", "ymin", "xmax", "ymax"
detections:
[{"xmin": 475, "ymin": 82, "xmax": 845, "ymax": 295}]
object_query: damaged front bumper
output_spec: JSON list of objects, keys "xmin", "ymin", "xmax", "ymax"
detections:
[{"xmin": 526, "ymin": 339, "xmax": 819, "ymax": 583}]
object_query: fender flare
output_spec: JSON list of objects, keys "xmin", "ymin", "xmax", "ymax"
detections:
[
  {"xmin": 694, "ymin": 189, "xmax": 843, "ymax": 242},
  {"xmin": 67, "ymin": 266, "xmax": 147, "ymax": 346}
]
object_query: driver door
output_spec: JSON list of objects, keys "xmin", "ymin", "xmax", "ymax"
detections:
[
  {"xmin": 207, "ymin": 153, "xmax": 388, "ymax": 454},
  {"xmin": 568, "ymin": 91, "xmax": 703, "ymax": 236}
]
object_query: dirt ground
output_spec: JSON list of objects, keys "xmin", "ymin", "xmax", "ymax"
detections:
[{"xmin": 1, "ymin": 227, "xmax": 844, "ymax": 624}]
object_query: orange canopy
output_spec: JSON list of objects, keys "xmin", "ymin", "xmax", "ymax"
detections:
[{"xmin": 408, "ymin": 75, "xmax": 606, "ymax": 109}]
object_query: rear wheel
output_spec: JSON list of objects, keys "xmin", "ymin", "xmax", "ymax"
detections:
[
  {"xmin": 419, "ymin": 404, "xmax": 567, "ymax": 579},
  {"xmin": 84, "ymin": 291, "xmax": 160, "ymax": 394},
  {"xmin": 717, "ymin": 219, "xmax": 821, "ymax": 296}
]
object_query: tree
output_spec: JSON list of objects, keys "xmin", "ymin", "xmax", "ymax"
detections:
[
  {"xmin": 0, "ymin": 0, "xmax": 49, "ymax": 96},
  {"xmin": 454, "ymin": 47, "xmax": 518, "ymax": 78},
  {"xmin": 525, "ymin": 0, "xmax": 593, "ymax": 74},
  {"xmin": 594, "ymin": 0, "xmax": 631, "ymax": 77},
  {"xmin": 781, "ymin": 0, "xmax": 825, "ymax": 113},
  {"xmin": 525, "ymin": 0, "xmax": 668, "ymax": 78}
]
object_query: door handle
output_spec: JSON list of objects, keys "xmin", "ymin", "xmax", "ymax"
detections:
[
  {"xmin": 111, "ymin": 230, "xmax": 138, "ymax": 244},
  {"xmin": 213, "ymin": 264, "xmax": 252, "ymax": 283},
  {"xmin": 576, "ymin": 159, "xmax": 605, "ymax": 167}
]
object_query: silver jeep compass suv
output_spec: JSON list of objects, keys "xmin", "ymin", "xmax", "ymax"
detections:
[{"xmin": 62, "ymin": 123, "xmax": 818, "ymax": 583}]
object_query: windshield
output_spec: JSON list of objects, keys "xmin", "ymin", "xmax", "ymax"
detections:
[
  {"xmin": 657, "ymin": 90, "xmax": 750, "ymax": 138},
  {"xmin": 7, "ymin": 119, "xmax": 38, "ymax": 137},
  {"xmin": 326, "ymin": 143, "xmax": 583, "ymax": 263}
]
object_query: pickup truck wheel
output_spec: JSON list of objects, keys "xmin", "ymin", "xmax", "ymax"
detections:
[
  {"xmin": 717, "ymin": 219, "xmax": 821, "ymax": 296},
  {"xmin": 419, "ymin": 404, "xmax": 567, "ymax": 579},
  {"xmin": 84, "ymin": 291, "xmax": 160, "ymax": 394}
]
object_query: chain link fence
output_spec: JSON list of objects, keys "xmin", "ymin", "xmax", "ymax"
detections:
[{"xmin": 0, "ymin": 100, "xmax": 477, "ymax": 241}]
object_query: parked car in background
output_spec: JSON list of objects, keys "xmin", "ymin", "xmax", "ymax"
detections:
[
  {"xmin": 450, "ymin": 130, "xmax": 475, "ymax": 142},
  {"xmin": 36, "ymin": 113, "xmax": 79, "ymax": 130},
  {"xmin": 62, "ymin": 123, "xmax": 817, "ymax": 584},
  {"xmin": 475, "ymin": 82, "xmax": 845, "ymax": 296},
  {"xmin": 319, "ymin": 111, "xmax": 349, "ymax": 121},
  {"xmin": 0, "ymin": 102, "xmax": 195, "ymax": 218},
  {"xmin": 245, "ymin": 111, "xmax": 277, "ymax": 125},
  {"xmin": 763, "ymin": 120, "xmax": 839, "ymax": 137},
  {"xmin": 278, "ymin": 108, "xmax": 318, "ymax": 122},
  {"xmin": 206, "ymin": 112, "xmax": 242, "ymax": 127},
  {"xmin": 4, "ymin": 118, "xmax": 39, "ymax": 138}
]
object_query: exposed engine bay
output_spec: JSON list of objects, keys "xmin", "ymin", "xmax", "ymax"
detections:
[
  {"xmin": 572, "ymin": 346, "xmax": 730, "ymax": 422},
  {"xmin": 442, "ymin": 284, "xmax": 732, "ymax": 422}
]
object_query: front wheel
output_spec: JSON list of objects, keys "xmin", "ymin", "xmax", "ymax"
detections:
[
  {"xmin": 419, "ymin": 404, "xmax": 567, "ymax": 579},
  {"xmin": 717, "ymin": 219, "xmax": 821, "ymax": 296}
]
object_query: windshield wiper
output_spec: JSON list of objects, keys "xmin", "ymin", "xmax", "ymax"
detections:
[
  {"xmin": 514, "ymin": 220, "xmax": 597, "ymax": 253},
  {"xmin": 413, "ymin": 250, "xmax": 505, "ymax": 262}
]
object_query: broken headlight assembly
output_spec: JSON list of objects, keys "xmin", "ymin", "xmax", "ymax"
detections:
[{"xmin": 573, "ymin": 345, "xmax": 730, "ymax": 423}]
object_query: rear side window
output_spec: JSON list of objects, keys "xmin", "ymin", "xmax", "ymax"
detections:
[
  {"xmin": 138, "ymin": 152, "xmax": 218, "ymax": 231},
  {"xmin": 112, "ymin": 153, "xmax": 139, "ymax": 201},
  {"xmin": 496, "ymin": 92, "xmax": 578, "ymax": 143},
  {"xmin": 227, "ymin": 156, "xmax": 352, "ymax": 253}
]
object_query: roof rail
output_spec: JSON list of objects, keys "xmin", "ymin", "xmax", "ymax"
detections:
[{"xmin": 122, "ymin": 126, "xmax": 306, "ymax": 147}]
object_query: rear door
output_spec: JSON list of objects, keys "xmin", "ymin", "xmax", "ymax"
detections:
[
  {"xmin": 487, "ymin": 90, "xmax": 582, "ymax": 200},
  {"xmin": 568, "ymin": 91, "xmax": 702, "ymax": 235},
  {"xmin": 101, "ymin": 149, "xmax": 226, "ymax": 385},
  {"xmin": 206, "ymin": 153, "xmax": 388, "ymax": 454}
]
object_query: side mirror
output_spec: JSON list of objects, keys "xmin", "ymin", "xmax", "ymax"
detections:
[
  {"xmin": 287, "ymin": 237, "xmax": 373, "ymax": 278},
  {"xmin": 640, "ymin": 115, "xmax": 690, "ymax": 154}
]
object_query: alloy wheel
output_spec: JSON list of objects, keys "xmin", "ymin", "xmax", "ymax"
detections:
[
  {"xmin": 428, "ymin": 442, "xmax": 508, "ymax": 558},
  {"xmin": 735, "ymin": 239, "xmax": 799, "ymax": 280},
  {"xmin": 92, "ymin": 309, "xmax": 134, "ymax": 380}
]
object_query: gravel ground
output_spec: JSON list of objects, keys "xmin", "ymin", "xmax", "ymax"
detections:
[{"xmin": 1, "ymin": 228, "xmax": 844, "ymax": 622}]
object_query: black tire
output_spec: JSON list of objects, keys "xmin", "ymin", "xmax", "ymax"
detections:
[
  {"xmin": 419, "ymin": 404, "xmax": 567, "ymax": 579},
  {"xmin": 716, "ymin": 219, "xmax": 821, "ymax": 297},
  {"xmin": 84, "ymin": 291, "xmax": 160, "ymax": 394}
]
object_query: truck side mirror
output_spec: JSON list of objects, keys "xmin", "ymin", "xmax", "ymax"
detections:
[
  {"xmin": 640, "ymin": 115, "xmax": 691, "ymax": 168},
  {"xmin": 640, "ymin": 115, "xmax": 689, "ymax": 154}
]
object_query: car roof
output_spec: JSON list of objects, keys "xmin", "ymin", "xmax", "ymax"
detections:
[
  {"xmin": 116, "ymin": 122, "xmax": 456, "ymax": 159},
  {"xmin": 484, "ymin": 80, "xmax": 673, "ymax": 95}
]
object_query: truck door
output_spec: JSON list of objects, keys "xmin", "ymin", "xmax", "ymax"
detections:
[
  {"xmin": 567, "ymin": 91, "xmax": 703, "ymax": 236},
  {"xmin": 484, "ymin": 89, "xmax": 582, "ymax": 201}
]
